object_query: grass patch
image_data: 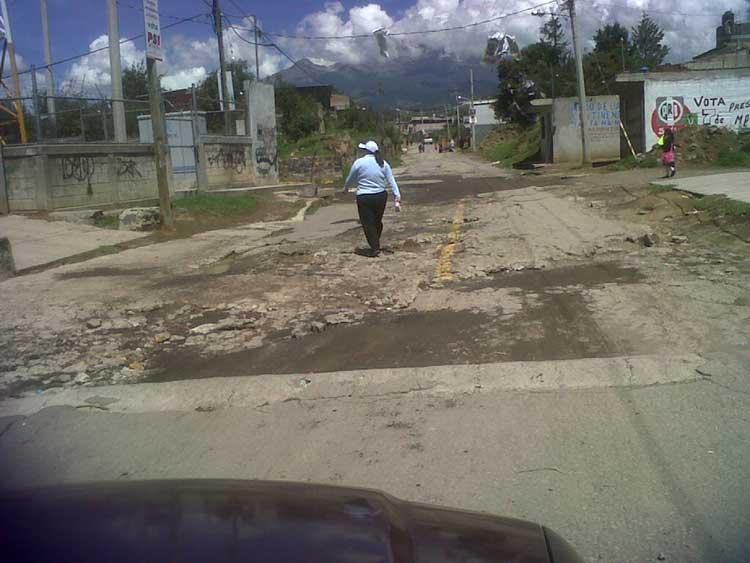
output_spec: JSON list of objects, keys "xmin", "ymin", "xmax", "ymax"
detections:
[
  {"xmin": 692, "ymin": 194, "xmax": 750, "ymax": 217},
  {"xmin": 93, "ymin": 214, "xmax": 119, "ymax": 230},
  {"xmin": 716, "ymin": 148, "xmax": 750, "ymax": 168},
  {"xmin": 608, "ymin": 154, "xmax": 659, "ymax": 171},
  {"xmin": 173, "ymin": 193, "xmax": 258, "ymax": 213},
  {"xmin": 480, "ymin": 124, "xmax": 540, "ymax": 167}
]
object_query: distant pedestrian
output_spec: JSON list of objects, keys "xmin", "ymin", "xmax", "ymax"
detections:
[
  {"xmin": 449, "ymin": 139, "xmax": 455, "ymax": 151},
  {"xmin": 343, "ymin": 141, "xmax": 402, "ymax": 258},
  {"xmin": 659, "ymin": 127, "xmax": 676, "ymax": 178}
]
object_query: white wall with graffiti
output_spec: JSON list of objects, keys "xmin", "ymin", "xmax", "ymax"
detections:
[
  {"xmin": 3, "ymin": 145, "xmax": 159, "ymax": 212},
  {"xmin": 552, "ymin": 95, "xmax": 621, "ymax": 163},
  {"xmin": 643, "ymin": 71, "xmax": 750, "ymax": 149}
]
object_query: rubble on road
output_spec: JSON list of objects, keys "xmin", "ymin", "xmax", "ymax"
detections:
[{"xmin": 118, "ymin": 207, "xmax": 161, "ymax": 231}]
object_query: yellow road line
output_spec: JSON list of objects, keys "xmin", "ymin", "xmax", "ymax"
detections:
[{"xmin": 436, "ymin": 201, "xmax": 465, "ymax": 282}]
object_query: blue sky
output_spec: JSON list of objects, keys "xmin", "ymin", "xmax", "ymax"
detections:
[{"xmin": 3, "ymin": 0, "xmax": 748, "ymax": 94}]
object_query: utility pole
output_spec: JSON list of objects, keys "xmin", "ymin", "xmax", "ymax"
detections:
[
  {"xmin": 1, "ymin": 0, "xmax": 28, "ymax": 143},
  {"xmin": 252, "ymin": 15, "xmax": 260, "ymax": 80},
  {"xmin": 107, "ymin": 0, "xmax": 127, "ymax": 142},
  {"xmin": 620, "ymin": 37, "xmax": 626, "ymax": 71},
  {"xmin": 567, "ymin": 0, "xmax": 589, "ymax": 164},
  {"xmin": 30, "ymin": 66, "xmax": 43, "ymax": 141},
  {"xmin": 470, "ymin": 68, "xmax": 476, "ymax": 151},
  {"xmin": 40, "ymin": 0, "xmax": 56, "ymax": 135},
  {"xmin": 455, "ymin": 99, "xmax": 460, "ymax": 143},
  {"xmin": 147, "ymin": 57, "xmax": 173, "ymax": 227},
  {"xmin": 212, "ymin": 0, "xmax": 231, "ymax": 134},
  {"xmin": 143, "ymin": 0, "xmax": 173, "ymax": 228}
]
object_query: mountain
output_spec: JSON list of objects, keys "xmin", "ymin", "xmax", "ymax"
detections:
[{"xmin": 268, "ymin": 51, "xmax": 499, "ymax": 110}]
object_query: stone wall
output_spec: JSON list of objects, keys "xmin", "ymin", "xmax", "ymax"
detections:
[
  {"xmin": 280, "ymin": 155, "xmax": 344, "ymax": 182},
  {"xmin": 3, "ymin": 144, "xmax": 158, "ymax": 211}
]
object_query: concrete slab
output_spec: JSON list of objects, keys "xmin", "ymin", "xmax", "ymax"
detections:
[
  {"xmin": 0, "ymin": 215, "xmax": 148, "ymax": 271},
  {"xmin": 652, "ymin": 171, "xmax": 750, "ymax": 203}
]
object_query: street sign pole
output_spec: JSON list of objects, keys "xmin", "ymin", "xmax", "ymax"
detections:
[{"xmin": 143, "ymin": 0, "xmax": 173, "ymax": 228}]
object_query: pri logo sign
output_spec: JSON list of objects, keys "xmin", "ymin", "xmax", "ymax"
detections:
[
  {"xmin": 657, "ymin": 97, "xmax": 684, "ymax": 124},
  {"xmin": 651, "ymin": 96, "xmax": 691, "ymax": 136}
]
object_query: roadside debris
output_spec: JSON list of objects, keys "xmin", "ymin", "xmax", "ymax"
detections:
[{"xmin": 118, "ymin": 207, "xmax": 161, "ymax": 231}]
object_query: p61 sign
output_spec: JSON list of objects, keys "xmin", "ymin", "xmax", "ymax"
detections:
[{"xmin": 143, "ymin": 0, "xmax": 163, "ymax": 61}]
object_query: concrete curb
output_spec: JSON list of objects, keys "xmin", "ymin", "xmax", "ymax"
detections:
[{"xmin": 0, "ymin": 354, "xmax": 704, "ymax": 416}]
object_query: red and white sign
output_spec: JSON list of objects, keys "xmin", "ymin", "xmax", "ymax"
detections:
[{"xmin": 143, "ymin": 0, "xmax": 162, "ymax": 61}]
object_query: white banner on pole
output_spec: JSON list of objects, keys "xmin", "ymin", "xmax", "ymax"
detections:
[{"xmin": 143, "ymin": 0, "xmax": 162, "ymax": 60}]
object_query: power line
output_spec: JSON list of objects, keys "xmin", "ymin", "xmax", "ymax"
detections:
[
  {"xmin": 115, "ymin": 0, "xmax": 190, "ymax": 22},
  {"xmin": 581, "ymin": 0, "xmax": 733, "ymax": 18},
  {"xmin": 1, "ymin": 13, "xmax": 209, "ymax": 83},
  {"xmin": 261, "ymin": 32, "xmax": 327, "ymax": 85},
  {"xmin": 226, "ymin": 23, "xmax": 273, "ymax": 47},
  {"xmin": 230, "ymin": 0, "xmax": 558, "ymax": 40}
]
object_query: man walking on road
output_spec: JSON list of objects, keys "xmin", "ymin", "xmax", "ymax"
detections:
[{"xmin": 343, "ymin": 141, "xmax": 402, "ymax": 258}]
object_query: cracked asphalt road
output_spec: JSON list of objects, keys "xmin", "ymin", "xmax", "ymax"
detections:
[{"xmin": 1, "ymin": 149, "xmax": 749, "ymax": 562}]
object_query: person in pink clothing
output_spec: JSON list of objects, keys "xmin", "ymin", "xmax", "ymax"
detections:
[{"xmin": 660, "ymin": 127, "xmax": 676, "ymax": 178}]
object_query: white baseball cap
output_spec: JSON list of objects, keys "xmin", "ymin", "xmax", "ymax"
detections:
[{"xmin": 358, "ymin": 140, "xmax": 379, "ymax": 153}]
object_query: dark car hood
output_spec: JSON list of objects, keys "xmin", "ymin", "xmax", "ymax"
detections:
[{"xmin": 0, "ymin": 479, "xmax": 582, "ymax": 562}]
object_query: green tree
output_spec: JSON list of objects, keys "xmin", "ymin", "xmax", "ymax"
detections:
[
  {"xmin": 274, "ymin": 85, "xmax": 320, "ymax": 141},
  {"xmin": 494, "ymin": 58, "xmax": 536, "ymax": 126},
  {"xmin": 631, "ymin": 13, "xmax": 669, "ymax": 70},
  {"xmin": 585, "ymin": 23, "xmax": 639, "ymax": 95},
  {"xmin": 195, "ymin": 59, "xmax": 254, "ymax": 111},
  {"xmin": 122, "ymin": 62, "xmax": 148, "ymax": 138},
  {"xmin": 594, "ymin": 23, "xmax": 630, "ymax": 54}
]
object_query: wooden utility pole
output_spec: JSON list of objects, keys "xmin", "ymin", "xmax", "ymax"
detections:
[
  {"xmin": 143, "ymin": 0, "xmax": 173, "ymax": 227},
  {"xmin": 212, "ymin": 0, "xmax": 231, "ymax": 134},
  {"xmin": 567, "ymin": 0, "xmax": 590, "ymax": 164},
  {"xmin": 147, "ymin": 58, "xmax": 173, "ymax": 228},
  {"xmin": 252, "ymin": 15, "xmax": 260, "ymax": 80},
  {"xmin": 470, "ymin": 68, "xmax": 476, "ymax": 151},
  {"xmin": 1, "ymin": 0, "xmax": 27, "ymax": 143}
]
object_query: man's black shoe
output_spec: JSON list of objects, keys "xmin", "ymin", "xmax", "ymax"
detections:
[{"xmin": 354, "ymin": 248, "xmax": 380, "ymax": 258}]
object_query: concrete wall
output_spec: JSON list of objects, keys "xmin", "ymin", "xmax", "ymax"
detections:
[
  {"xmin": 246, "ymin": 81, "xmax": 279, "ymax": 184},
  {"xmin": 199, "ymin": 137, "xmax": 255, "ymax": 190},
  {"xmin": 641, "ymin": 70, "xmax": 750, "ymax": 149},
  {"xmin": 3, "ymin": 144, "xmax": 158, "ymax": 211},
  {"xmin": 553, "ymin": 96, "xmax": 620, "ymax": 163}
]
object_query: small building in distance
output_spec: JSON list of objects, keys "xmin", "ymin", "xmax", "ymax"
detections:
[
  {"xmin": 295, "ymin": 85, "xmax": 351, "ymax": 112},
  {"xmin": 687, "ymin": 10, "xmax": 750, "ymax": 70},
  {"xmin": 471, "ymin": 99, "xmax": 504, "ymax": 146}
]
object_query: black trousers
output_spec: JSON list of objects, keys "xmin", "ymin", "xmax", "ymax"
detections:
[{"xmin": 357, "ymin": 191, "xmax": 388, "ymax": 251}]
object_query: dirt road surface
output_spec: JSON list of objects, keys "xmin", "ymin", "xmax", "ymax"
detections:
[{"xmin": 1, "ymin": 148, "xmax": 749, "ymax": 562}]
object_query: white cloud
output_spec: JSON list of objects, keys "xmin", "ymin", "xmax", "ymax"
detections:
[
  {"xmin": 59, "ymin": 0, "xmax": 749, "ymax": 91},
  {"xmin": 62, "ymin": 34, "xmax": 144, "ymax": 93},
  {"xmin": 161, "ymin": 66, "xmax": 208, "ymax": 90}
]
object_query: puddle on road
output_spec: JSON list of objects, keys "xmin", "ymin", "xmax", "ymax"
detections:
[
  {"xmin": 56, "ymin": 266, "xmax": 158, "ymax": 279},
  {"xmin": 406, "ymin": 175, "xmax": 568, "ymax": 205},
  {"xmin": 147, "ymin": 288, "xmax": 626, "ymax": 383},
  {"xmin": 456, "ymin": 262, "xmax": 645, "ymax": 292}
]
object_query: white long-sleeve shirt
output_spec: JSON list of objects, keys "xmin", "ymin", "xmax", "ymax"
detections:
[{"xmin": 344, "ymin": 154, "xmax": 401, "ymax": 199}]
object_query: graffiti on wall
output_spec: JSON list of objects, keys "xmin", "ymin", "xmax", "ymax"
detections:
[
  {"xmin": 206, "ymin": 147, "xmax": 247, "ymax": 173},
  {"xmin": 571, "ymin": 98, "xmax": 620, "ymax": 142},
  {"xmin": 255, "ymin": 128, "xmax": 278, "ymax": 177},
  {"xmin": 650, "ymin": 95, "xmax": 750, "ymax": 137},
  {"xmin": 116, "ymin": 158, "xmax": 142, "ymax": 179},
  {"xmin": 61, "ymin": 156, "xmax": 95, "ymax": 193}
]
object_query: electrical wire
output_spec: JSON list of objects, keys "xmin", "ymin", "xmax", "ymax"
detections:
[
  {"xmin": 1, "ymin": 13, "xmax": 209, "ymax": 83},
  {"xmin": 230, "ymin": 0, "xmax": 559, "ymax": 40},
  {"xmin": 261, "ymin": 31, "xmax": 327, "ymax": 85},
  {"xmin": 115, "ymin": 0, "xmax": 191, "ymax": 22},
  {"xmin": 226, "ymin": 18, "xmax": 273, "ymax": 47},
  {"xmin": 581, "ymin": 0, "xmax": 735, "ymax": 18}
]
